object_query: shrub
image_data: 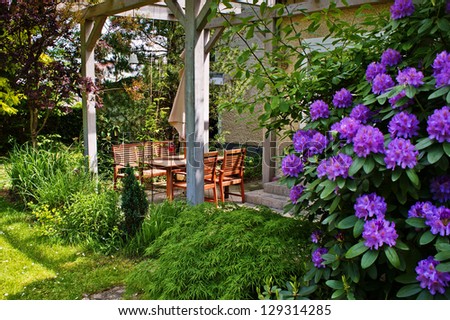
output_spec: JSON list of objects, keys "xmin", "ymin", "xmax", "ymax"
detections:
[
  {"xmin": 124, "ymin": 200, "xmax": 186, "ymax": 257},
  {"xmin": 126, "ymin": 204, "xmax": 314, "ymax": 299},
  {"xmin": 276, "ymin": 1, "xmax": 450, "ymax": 299},
  {"xmin": 121, "ymin": 166, "xmax": 148, "ymax": 237}
]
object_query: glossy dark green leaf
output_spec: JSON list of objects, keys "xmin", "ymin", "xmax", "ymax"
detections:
[
  {"xmin": 337, "ymin": 215, "xmax": 358, "ymax": 229},
  {"xmin": 406, "ymin": 217, "xmax": 426, "ymax": 228},
  {"xmin": 396, "ymin": 284, "xmax": 422, "ymax": 298},
  {"xmin": 406, "ymin": 169, "xmax": 420, "ymax": 188},
  {"xmin": 436, "ymin": 262, "xmax": 450, "ymax": 272},
  {"xmin": 345, "ymin": 241, "xmax": 369, "ymax": 259},
  {"xmin": 435, "ymin": 243, "xmax": 450, "ymax": 252},
  {"xmin": 444, "ymin": 143, "xmax": 450, "ymax": 157},
  {"xmin": 331, "ymin": 289, "xmax": 345, "ymax": 299},
  {"xmin": 363, "ymin": 157, "xmax": 375, "ymax": 174},
  {"xmin": 435, "ymin": 251, "xmax": 450, "ymax": 261},
  {"xmin": 384, "ymin": 246, "xmax": 401, "ymax": 269},
  {"xmin": 395, "ymin": 273, "xmax": 417, "ymax": 284},
  {"xmin": 326, "ymin": 280, "xmax": 344, "ymax": 290},
  {"xmin": 427, "ymin": 144, "xmax": 444, "ymax": 164},
  {"xmin": 361, "ymin": 250, "xmax": 379, "ymax": 269},
  {"xmin": 419, "ymin": 231, "xmax": 436, "ymax": 245},
  {"xmin": 353, "ymin": 219, "xmax": 364, "ymax": 238},
  {"xmin": 415, "ymin": 137, "xmax": 433, "ymax": 150},
  {"xmin": 392, "ymin": 169, "xmax": 402, "ymax": 182},
  {"xmin": 298, "ymin": 285, "xmax": 317, "ymax": 296},
  {"xmin": 349, "ymin": 156, "xmax": 365, "ymax": 176}
]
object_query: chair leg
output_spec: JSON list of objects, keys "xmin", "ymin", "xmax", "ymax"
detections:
[
  {"xmin": 240, "ymin": 181, "xmax": 245, "ymax": 203},
  {"xmin": 220, "ymin": 183, "xmax": 225, "ymax": 203},
  {"xmin": 213, "ymin": 185, "xmax": 218, "ymax": 207}
]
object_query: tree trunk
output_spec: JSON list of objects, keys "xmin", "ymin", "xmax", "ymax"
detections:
[{"xmin": 30, "ymin": 107, "xmax": 38, "ymax": 148}]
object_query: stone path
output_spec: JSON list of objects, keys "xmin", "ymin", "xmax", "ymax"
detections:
[{"xmin": 82, "ymin": 286, "xmax": 125, "ymax": 300}]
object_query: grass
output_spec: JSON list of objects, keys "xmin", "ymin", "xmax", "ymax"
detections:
[{"xmin": 0, "ymin": 164, "xmax": 136, "ymax": 300}]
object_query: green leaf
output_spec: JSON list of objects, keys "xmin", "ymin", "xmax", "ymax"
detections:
[
  {"xmin": 420, "ymin": 231, "xmax": 436, "ymax": 245},
  {"xmin": 395, "ymin": 240, "xmax": 409, "ymax": 251},
  {"xmin": 396, "ymin": 284, "xmax": 422, "ymax": 298},
  {"xmin": 391, "ymin": 169, "xmax": 402, "ymax": 182},
  {"xmin": 406, "ymin": 169, "xmax": 420, "ymax": 187},
  {"xmin": 437, "ymin": 17, "xmax": 450, "ymax": 32},
  {"xmin": 436, "ymin": 243, "xmax": 450, "ymax": 252},
  {"xmin": 428, "ymin": 85, "xmax": 450, "ymax": 99},
  {"xmin": 384, "ymin": 247, "xmax": 401, "ymax": 269},
  {"xmin": 353, "ymin": 219, "xmax": 364, "ymax": 238},
  {"xmin": 406, "ymin": 217, "xmax": 426, "ymax": 228},
  {"xmin": 435, "ymin": 251, "xmax": 450, "ymax": 261},
  {"xmin": 345, "ymin": 241, "xmax": 369, "ymax": 259},
  {"xmin": 427, "ymin": 144, "xmax": 444, "ymax": 164},
  {"xmin": 417, "ymin": 290, "xmax": 434, "ymax": 300},
  {"xmin": 320, "ymin": 181, "xmax": 336, "ymax": 199},
  {"xmin": 363, "ymin": 157, "xmax": 375, "ymax": 174},
  {"xmin": 361, "ymin": 250, "xmax": 379, "ymax": 269},
  {"xmin": 405, "ymin": 86, "xmax": 417, "ymax": 98},
  {"xmin": 348, "ymin": 157, "xmax": 365, "ymax": 176},
  {"xmin": 436, "ymin": 262, "xmax": 450, "ymax": 272},
  {"xmin": 331, "ymin": 289, "xmax": 345, "ymax": 299},
  {"xmin": 346, "ymin": 179, "xmax": 357, "ymax": 192},
  {"xmin": 297, "ymin": 285, "xmax": 317, "ymax": 297},
  {"xmin": 444, "ymin": 143, "xmax": 450, "ymax": 157},
  {"xmin": 395, "ymin": 273, "xmax": 417, "ymax": 284},
  {"xmin": 337, "ymin": 215, "xmax": 358, "ymax": 229},
  {"xmin": 415, "ymin": 137, "xmax": 433, "ymax": 150},
  {"xmin": 329, "ymin": 196, "xmax": 340, "ymax": 214},
  {"xmin": 326, "ymin": 280, "xmax": 343, "ymax": 290}
]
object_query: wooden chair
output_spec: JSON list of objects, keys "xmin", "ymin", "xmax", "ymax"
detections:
[
  {"xmin": 217, "ymin": 148, "xmax": 246, "ymax": 203},
  {"xmin": 112, "ymin": 143, "xmax": 142, "ymax": 189},
  {"xmin": 171, "ymin": 151, "xmax": 219, "ymax": 206},
  {"xmin": 136, "ymin": 142, "xmax": 167, "ymax": 183}
]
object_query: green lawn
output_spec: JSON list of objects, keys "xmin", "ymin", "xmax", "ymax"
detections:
[{"xmin": 0, "ymin": 165, "xmax": 136, "ymax": 300}]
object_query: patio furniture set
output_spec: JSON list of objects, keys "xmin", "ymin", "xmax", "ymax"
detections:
[{"xmin": 112, "ymin": 141, "xmax": 246, "ymax": 206}]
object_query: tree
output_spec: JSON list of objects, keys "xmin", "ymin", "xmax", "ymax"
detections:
[{"xmin": 0, "ymin": 1, "xmax": 81, "ymax": 147}]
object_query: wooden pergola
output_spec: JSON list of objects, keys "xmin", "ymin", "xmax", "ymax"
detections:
[{"xmin": 80, "ymin": 0, "xmax": 388, "ymax": 205}]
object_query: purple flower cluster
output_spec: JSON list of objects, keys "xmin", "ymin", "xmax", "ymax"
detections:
[
  {"xmin": 425, "ymin": 206, "xmax": 450, "ymax": 236},
  {"xmin": 427, "ymin": 106, "xmax": 450, "ymax": 143},
  {"xmin": 396, "ymin": 67, "xmax": 424, "ymax": 87},
  {"xmin": 388, "ymin": 112, "xmax": 420, "ymax": 138},
  {"xmin": 390, "ymin": 0, "xmax": 415, "ymax": 20},
  {"xmin": 432, "ymin": 51, "xmax": 450, "ymax": 87},
  {"xmin": 281, "ymin": 154, "xmax": 303, "ymax": 178},
  {"xmin": 372, "ymin": 73, "xmax": 395, "ymax": 94},
  {"xmin": 332, "ymin": 88, "xmax": 353, "ymax": 108},
  {"xmin": 293, "ymin": 130, "xmax": 328, "ymax": 156},
  {"xmin": 317, "ymin": 154, "xmax": 353, "ymax": 181},
  {"xmin": 381, "ymin": 48, "xmax": 402, "ymax": 67},
  {"xmin": 354, "ymin": 193, "xmax": 387, "ymax": 220},
  {"xmin": 384, "ymin": 138, "xmax": 418, "ymax": 170},
  {"xmin": 290, "ymin": 185, "xmax": 304, "ymax": 204},
  {"xmin": 408, "ymin": 201, "xmax": 437, "ymax": 218},
  {"xmin": 312, "ymin": 247, "xmax": 328, "ymax": 268},
  {"xmin": 310, "ymin": 100, "xmax": 330, "ymax": 121},
  {"xmin": 353, "ymin": 125, "xmax": 385, "ymax": 158},
  {"xmin": 331, "ymin": 117, "xmax": 362, "ymax": 143},
  {"xmin": 430, "ymin": 175, "xmax": 450, "ymax": 203},
  {"xmin": 362, "ymin": 218, "xmax": 398, "ymax": 250},
  {"xmin": 311, "ymin": 230, "xmax": 322, "ymax": 243},
  {"xmin": 350, "ymin": 104, "xmax": 371, "ymax": 124},
  {"xmin": 366, "ymin": 62, "xmax": 386, "ymax": 82},
  {"xmin": 416, "ymin": 257, "xmax": 450, "ymax": 295},
  {"xmin": 389, "ymin": 90, "xmax": 414, "ymax": 109}
]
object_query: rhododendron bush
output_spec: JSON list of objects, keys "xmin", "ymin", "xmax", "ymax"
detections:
[{"xmin": 278, "ymin": 0, "xmax": 450, "ymax": 299}]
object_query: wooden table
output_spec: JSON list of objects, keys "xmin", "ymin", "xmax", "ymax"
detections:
[{"xmin": 146, "ymin": 154, "xmax": 224, "ymax": 201}]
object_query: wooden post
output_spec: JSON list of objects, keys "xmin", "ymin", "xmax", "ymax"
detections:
[
  {"xmin": 81, "ymin": 19, "xmax": 98, "ymax": 174},
  {"xmin": 185, "ymin": 0, "xmax": 209, "ymax": 205}
]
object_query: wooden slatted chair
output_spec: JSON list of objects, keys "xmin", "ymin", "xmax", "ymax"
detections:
[
  {"xmin": 136, "ymin": 142, "xmax": 167, "ymax": 183},
  {"xmin": 112, "ymin": 143, "xmax": 142, "ymax": 189},
  {"xmin": 171, "ymin": 151, "xmax": 219, "ymax": 206},
  {"xmin": 217, "ymin": 148, "xmax": 246, "ymax": 203}
]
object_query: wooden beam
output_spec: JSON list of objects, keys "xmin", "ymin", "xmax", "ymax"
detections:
[
  {"xmin": 195, "ymin": 0, "xmax": 213, "ymax": 31},
  {"xmin": 86, "ymin": 17, "xmax": 107, "ymax": 52},
  {"xmin": 115, "ymin": 6, "xmax": 178, "ymax": 21},
  {"xmin": 83, "ymin": 0, "xmax": 159, "ymax": 19},
  {"xmin": 205, "ymin": 27, "xmax": 224, "ymax": 54},
  {"xmin": 206, "ymin": 0, "xmax": 388, "ymax": 29},
  {"xmin": 165, "ymin": 0, "xmax": 186, "ymax": 26}
]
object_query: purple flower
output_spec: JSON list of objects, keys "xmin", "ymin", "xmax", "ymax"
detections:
[
  {"xmin": 432, "ymin": 51, "xmax": 450, "ymax": 87},
  {"xmin": 312, "ymin": 247, "xmax": 328, "ymax": 268},
  {"xmin": 292, "ymin": 130, "xmax": 328, "ymax": 156},
  {"xmin": 355, "ymin": 193, "xmax": 387, "ymax": 220},
  {"xmin": 290, "ymin": 185, "xmax": 304, "ymax": 204},
  {"xmin": 384, "ymin": 138, "xmax": 418, "ymax": 170},
  {"xmin": 362, "ymin": 218, "xmax": 398, "ymax": 250},
  {"xmin": 310, "ymin": 230, "xmax": 322, "ymax": 243},
  {"xmin": 427, "ymin": 106, "xmax": 450, "ymax": 143},
  {"xmin": 332, "ymin": 88, "xmax": 353, "ymax": 108},
  {"xmin": 353, "ymin": 125, "xmax": 385, "ymax": 158},
  {"xmin": 331, "ymin": 117, "xmax": 362, "ymax": 143},
  {"xmin": 381, "ymin": 48, "xmax": 402, "ymax": 67},
  {"xmin": 390, "ymin": 0, "xmax": 415, "ymax": 20},
  {"xmin": 308, "ymin": 132, "xmax": 328, "ymax": 157},
  {"xmin": 447, "ymin": 0, "xmax": 450, "ymax": 14},
  {"xmin": 310, "ymin": 100, "xmax": 330, "ymax": 121},
  {"xmin": 372, "ymin": 73, "xmax": 395, "ymax": 94},
  {"xmin": 388, "ymin": 112, "xmax": 420, "ymax": 138},
  {"xmin": 350, "ymin": 104, "xmax": 371, "ymax": 124},
  {"xmin": 281, "ymin": 154, "xmax": 303, "ymax": 177},
  {"xmin": 408, "ymin": 202, "xmax": 437, "ymax": 218},
  {"xmin": 425, "ymin": 206, "xmax": 450, "ymax": 236},
  {"xmin": 366, "ymin": 62, "xmax": 386, "ymax": 82},
  {"xmin": 317, "ymin": 153, "xmax": 353, "ymax": 181},
  {"xmin": 396, "ymin": 67, "xmax": 424, "ymax": 87},
  {"xmin": 292, "ymin": 130, "xmax": 313, "ymax": 153},
  {"xmin": 416, "ymin": 257, "xmax": 450, "ymax": 295},
  {"xmin": 389, "ymin": 90, "xmax": 414, "ymax": 109},
  {"xmin": 430, "ymin": 175, "xmax": 450, "ymax": 203}
]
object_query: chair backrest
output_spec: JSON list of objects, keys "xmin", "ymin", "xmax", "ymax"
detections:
[
  {"xmin": 221, "ymin": 148, "xmax": 246, "ymax": 177},
  {"xmin": 112, "ymin": 143, "xmax": 141, "ymax": 167},
  {"xmin": 203, "ymin": 151, "xmax": 219, "ymax": 182}
]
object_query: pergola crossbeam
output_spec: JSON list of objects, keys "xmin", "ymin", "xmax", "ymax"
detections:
[
  {"xmin": 86, "ymin": 16, "xmax": 107, "ymax": 52},
  {"xmin": 83, "ymin": 0, "xmax": 160, "ymax": 19},
  {"xmin": 164, "ymin": 0, "xmax": 186, "ymax": 26}
]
